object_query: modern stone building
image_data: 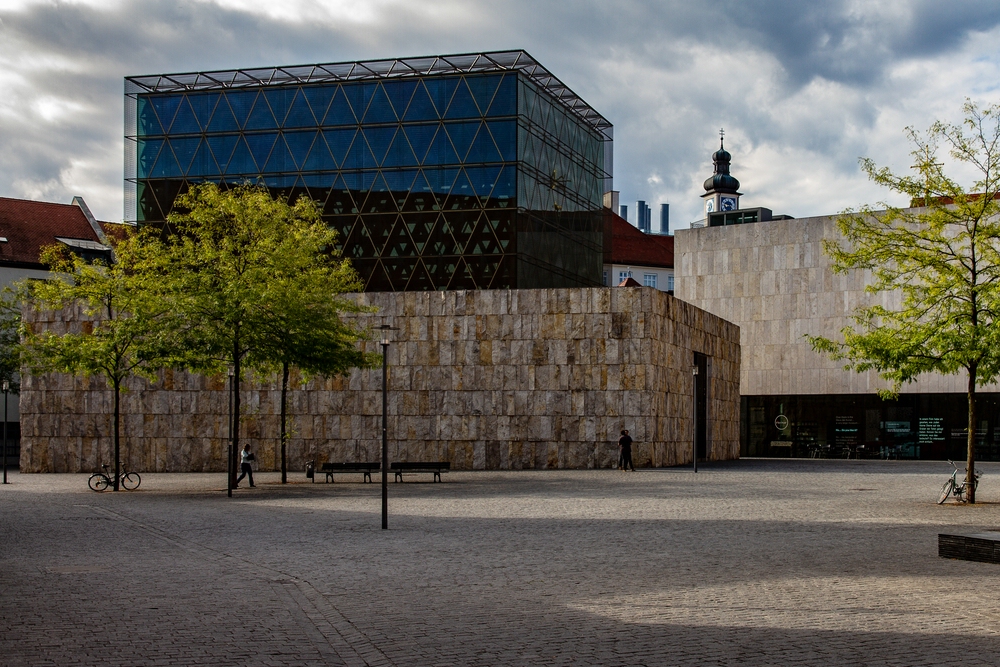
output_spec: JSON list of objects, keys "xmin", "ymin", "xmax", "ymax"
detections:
[
  {"xmin": 20, "ymin": 287, "xmax": 740, "ymax": 473},
  {"xmin": 676, "ymin": 202, "xmax": 1000, "ymax": 461}
]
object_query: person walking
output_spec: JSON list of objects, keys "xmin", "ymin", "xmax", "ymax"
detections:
[
  {"xmin": 235, "ymin": 443, "xmax": 256, "ymax": 488},
  {"xmin": 618, "ymin": 429, "xmax": 634, "ymax": 471}
]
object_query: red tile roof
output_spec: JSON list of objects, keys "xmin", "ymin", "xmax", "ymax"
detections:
[
  {"xmin": 603, "ymin": 209, "xmax": 673, "ymax": 269},
  {"xmin": 0, "ymin": 197, "xmax": 104, "ymax": 268}
]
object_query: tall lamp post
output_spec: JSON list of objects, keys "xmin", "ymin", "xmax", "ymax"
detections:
[
  {"xmin": 376, "ymin": 324, "xmax": 398, "ymax": 530},
  {"xmin": 692, "ymin": 365, "xmax": 699, "ymax": 474},
  {"xmin": 2, "ymin": 379, "xmax": 8, "ymax": 484},
  {"xmin": 227, "ymin": 366, "xmax": 234, "ymax": 498}
]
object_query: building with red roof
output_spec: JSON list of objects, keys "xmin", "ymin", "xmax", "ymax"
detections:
[{"xmin": 602, "ymin": 209, "xmax": 674, "ymax": 291}]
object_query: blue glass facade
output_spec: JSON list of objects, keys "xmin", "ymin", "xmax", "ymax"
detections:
[{"xmin": 125, "ymin": 53, "xmax": 612, "ymax": 291}]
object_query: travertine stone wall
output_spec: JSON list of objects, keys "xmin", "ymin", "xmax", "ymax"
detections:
[
  {"xmin": 20, "ymin": 287, "xmax": 740, "ymax": 473},
  {"xmin": 675, "ymin": 215, "xmax": 1000, "ymax": 395}
]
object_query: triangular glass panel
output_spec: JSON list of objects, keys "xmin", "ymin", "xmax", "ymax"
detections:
[
  {"xmin": 226, "ymin": 91, "xmax": 256, "ymax": 129},
  {"xmin": 343, "ymin": 130, "xmax": 376, "ymax": 170},
  {"xmin": 363, "ymin": 214, "xmax": 395, "ymax": 254},
  {"xmin": 226, "ymin": 136, "xmax": 258, "ymax": 175},
  {"xmin": 262, "ymin": 175, "xmax": 297, "ymax": 191},
  {"xmin": 405, "ymin": 211, "xmax": 437, "ymax": 252},
  {"xmin": 361, "ymin": 173, "xmax": 396, "ymax": 213},
  {"xmin": 326, "ymin": 218, "xmax": 355, "ymax": 250},
  {"xmin": 149, "ymin": 95, "xmax": 181, "ymax": 136},
  {"xmin": 487, "ymin": 74, "xmax": 517, "ymax": 116},
  {"xmin": 283, "ymin": 89, "xmax": 317, "ymax": 128},
  {"xmin": 466, "ymin": 74, "xmax": 502, "ymax": 116},
  {"xmin": 324, "ymin": 175, "xmax": 357, "ymax": 215},
  {"xmin": 323, "ymin": 128, "xmax": 356, "ymax": 168},
  {"xmin": 406, "ymin": 260, "xmax": 434, "ymax": 291},
  {"xmin": 169, "ymin": 97, "xmax": 200, "ymax": 134},
  {"xmin": 303, "ymin": 85, "xmax": 337, "ymax": 125},
  {"xmin": 362, "ymin": 84, "xmax": 397, "ymax": 124},
  {"xmin": 444, "ymin": 78, "xmax": 479, "ymax": 120},
  {"xmin": 283, "ymin": 130, "xmax": 316, "ymax": 170},
  {"xmin": 493, "ymin": 255, "xmax": 516, "ymax": 289},
  {"xmin": 444, "ymin": 169, "xmax": 477, "ymax": 211},
  {"xmin": 492, "ymin": 165, "xmax": 516, "ymax": 204},
  {"xmin": 137, "ymin": 97, "xmax": 163, "ymax": 136},
  {"xmin": 444, "ymin": 121, "xmax": 478, "ymax": 161},
  {"xmin": 425, "ymin": 257, "xmax": 455, "ymax": 290},
  {"xmin": 404, "ymin": 171, "xmax": 439, "ymax": 212},
  {"xmin": 425, "ymin": 167, "xmax": 459, "ymax": 198},
  {"xmin": 206, "ymin": 95, "xmax": 240, "ymax": 133},
  {"xmin": 403, "ymin": 124, "xmax": 437, "ymax": 164},
  {"xmin": 302, "ymin": 132, "xmax": 336, "ymax": 172},
  {"xmin": 447, "ymin": 257, "xmax": 477, "ymax": 290},
  {"xmin": 466, "ymin": 123, "xmax": 503, "ymax": 163},
  {"xmin": 187, "ymin": 93, "xmax": 219, "ymax": 131},
  {"xmin": 137, "ymin": 138, "xmax": 163, "ymax": 179},
  {"xmin": 424, "ymin": 127, "xmax": 459, "ymax": 166},
  {"xmin": 323, "ymin": 86, "xmax": 356, "ymax": 126},
  {"xmin": 423, "ymin": 77, "xmax": 458, "ymax": 117},
  {"xmin": 244, "ymin": 94, "xmax": 278, "ymax": 131},
  {"xmin": 384, "ymin": 129, "xmax": 418, "ymax": 168},
  {"xmin": 385, "ymin": 79, "xmax": 417, "ymax": 119},
  {"xmin": 384, "ymin": 257, "xmax": 417, "ymax": 290},
  {"xmin": 246, "ymin": 133, "xmax": 278, "ymax": 172},
  {"xmin": 427, "ymin": 216, "xmax": 461, "ymax": 256},
  {"xmin": 263, "ymin": 88, "xmax": 296, "ymax": 127},
  {"xmin": 345, "ymin": 222, "xmax": 377, "ymax": 259},
  {"xmin": 465, "ymin": 166, "xmax": 503, "ymax": 201},
  {"xmin": 466, "ymin": 216, "xmax": 502, "ymax": 255},
  {"xmin": 445, "ymin": 210, "xmax": 478, "ymax": 252},
  {"xmin": 403, "ymin": 81, "xmax": 438, "ymax": 122},
  {"xmin": 486, "ymin": 120, "xmax": 517, "ymax": 161},
  {"xmin": 189, "ymin": 139, "xmax": 220, "ymax": 177},
  {"xmin": 363, "ymin": 126, "xmax": 396, "ymax": 167},
  {"xmin": 170, "ymin": 137, "xmax": 201, "ymax": 175},
  {"xmin": 263, "ymin": 135, "xmax": 296, "ymax": 173},
  {"xmin": 150, "ymin": 142, "xmax": 180, "ymax": 179},
  {"xmin": 364, "ymin": 261, "xmax": 393, "ymax": 292},
  {"xmin": 342, "ymin": 82, "xmax": 376, "ymax": 125},
  {"xmin": 384, "ymin": 218, "xmax": 416, "ymax": 257},
  {"xmin": 465, "ymin": 256, "xmax": 499, "ymax": 288},
  {"xmin": 487, "ymin": 209, "xmax": 515, "ymax": 250}
]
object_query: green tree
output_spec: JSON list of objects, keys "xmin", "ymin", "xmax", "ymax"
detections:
[
  {"xmin": 152, "ymin": 184, "xmax": 372, "ymax": 488},
  {"xmin": 809, "ymin": 101, "xmax": 1000, "ymax": 503},
  {"xmin": 22, "ymin": 233, "xmax": 173, "ymax": 490}
]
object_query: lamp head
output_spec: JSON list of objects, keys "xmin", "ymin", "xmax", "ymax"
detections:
[
  {"xmin": 692, "ymin": 366, "xmax": 699, "ymax": 376},
  {"xmin": 376, "ymin": 323, "xmax": 399, "ymax": 346},
  {"xmin": 1, "ymin": 380, "xmax": 7, "ymax": 392}
]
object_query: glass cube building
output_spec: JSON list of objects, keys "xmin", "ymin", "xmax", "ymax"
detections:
[{"xmin": 124, "ymin": 51, "xmax": 613, "ymax": 291}]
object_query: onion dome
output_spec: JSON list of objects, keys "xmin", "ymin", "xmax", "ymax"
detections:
[{"xmin": 703, "ymin": 138, "xmax": 740, "ymax": 193}]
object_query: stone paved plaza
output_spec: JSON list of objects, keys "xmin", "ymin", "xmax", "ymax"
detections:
[{"xmin": 2, "ymin": 459, "xmax": 1000, "ymax": 666}]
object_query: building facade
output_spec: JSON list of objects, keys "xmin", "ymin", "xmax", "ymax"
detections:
[
  {"xmin": 21, "ymin": 287, "xmax": 740, "ymax": 472},
  {"xmin": 125, "ymin": 51, "xmax": 612, "ymax": 292}
]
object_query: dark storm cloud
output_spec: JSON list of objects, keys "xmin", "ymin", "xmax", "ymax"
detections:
[{"xmin": 0, "ymin": 0, "xmax": 998, "ymax": 222}]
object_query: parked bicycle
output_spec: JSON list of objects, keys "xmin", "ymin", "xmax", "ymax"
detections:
[
  {"xmin": 938, "ymin": 460, "xmax": 981, "ymax": 504},
  {"xmin": 88, "ymin": 463, "xmax": 141, "ymax": 492}
]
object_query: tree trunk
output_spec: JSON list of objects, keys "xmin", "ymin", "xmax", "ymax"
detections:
[
  {"xmin": 280, "ymin": 361, "xmax": 288, "ymax": 484},
  {"xmin": 113, "ymin": 378, "xmax": 121, "ymax": 492},
  {"xmin": 967, "ymin": 368, "xmax": 977, "ymax": 504}
]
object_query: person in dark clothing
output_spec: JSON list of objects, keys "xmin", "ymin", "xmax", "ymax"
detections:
[
  {"xmin": 618, "ymin": 430, "xmax": 634, "ymax": 471},
  {"xmin": 235, "ymin": 443, "xmax": 255, "ymax": 488}
]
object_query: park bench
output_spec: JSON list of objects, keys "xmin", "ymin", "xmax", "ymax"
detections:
[
  {"xmin": 317, "ymin": 462, "xmax": 380, "ymax": 483},
  {"xmin": 390, "ymin": 461, "xmax": 450, "ymax": 483}
]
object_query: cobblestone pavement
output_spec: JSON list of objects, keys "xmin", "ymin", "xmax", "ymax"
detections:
[{"xmin": 3, "ymin": 459, "xmax": 1000, "ymax": 666}]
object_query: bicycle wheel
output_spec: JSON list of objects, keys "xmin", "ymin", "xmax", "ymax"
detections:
[
  {"xmin": 938, "ymin": 480, "xmax": 954, "ymax": 504},
  {"xmin": 121, "ymin": 472, "xmax": 141, "ymax": 491},
  {"xmin": 89, "ymin": 473, "xmax": 111, "ymax": 492}
]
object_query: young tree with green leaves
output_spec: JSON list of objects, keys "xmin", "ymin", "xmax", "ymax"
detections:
[
  {"xmin": 151, "ymin": 183, "xmax": 373, "ymax": 489},
  {"xmin": 23, "ymin": 232, "xmax": 173, "ymax": 490},
  {"xmin": 809, "ymin": 101, "xmax": 1000, "ymax": 503}
]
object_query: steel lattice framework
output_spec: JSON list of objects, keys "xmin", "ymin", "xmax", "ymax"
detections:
[{"xmin": 125, "ymin": 50, "xmax": 612, "ymax": 140}]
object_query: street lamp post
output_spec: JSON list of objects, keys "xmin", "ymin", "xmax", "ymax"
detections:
[
  {"xmin": 692, "ymin": 365, "xmax": 699, "ymax": 474},
  {"xmin": 227, "ymin": 366, "xmax": 234, "ymax": 498},
  {"xmin": 2, "ymin": 379, "xmax": 8, "ymax": 484},
  {"xmin": 376, "ymin": 324, "xmax": 398, "ymax": 530}
]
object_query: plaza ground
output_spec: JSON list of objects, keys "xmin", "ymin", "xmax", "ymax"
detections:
[{"xmin": 2, "ymin": 460, "xmax": 999, "ymax": 666}]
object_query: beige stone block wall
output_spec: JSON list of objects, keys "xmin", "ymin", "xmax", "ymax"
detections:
[
  {"xmin": 675, "ymin": 215, "xmax": 1000, "ymax": 396},
  {"xmin": 20, "ymin": 287, "xmax": 740, "ymax": 473}
]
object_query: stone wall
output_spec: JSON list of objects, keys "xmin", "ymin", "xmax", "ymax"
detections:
[
  {"xmin": 20, "ymin": 287, "xmax": 740, "ymax": 473},
  {"xmin": 675, "ymin": 215, "xmax": 1000, "ymax": 396}
]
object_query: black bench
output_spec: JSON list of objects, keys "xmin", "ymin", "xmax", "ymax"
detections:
[
  {"xmin": 391, "ymin": 461, "xmax": 450, "ymax": 482},
  {"xmin": 317, "ymin": 462, "xmax": 380, "ymax": 483}
]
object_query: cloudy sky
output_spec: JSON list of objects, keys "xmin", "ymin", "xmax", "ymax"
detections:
[{"xmin": 1, "ymin": 0, "xmax": 1000, "ymax": 228}]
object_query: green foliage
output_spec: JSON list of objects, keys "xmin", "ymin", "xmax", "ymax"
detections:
[
  {"xmin": 0, "ymin": 292, "xmax": 22, "ymax": 394},
  {"xmin": 809, "ymin": 100, "xmax": 1000, "ymax": 396}
]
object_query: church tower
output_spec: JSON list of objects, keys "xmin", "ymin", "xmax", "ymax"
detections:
[{"xmin": 701, "ymin": 130, "xmax": 741, "ymax": 218}]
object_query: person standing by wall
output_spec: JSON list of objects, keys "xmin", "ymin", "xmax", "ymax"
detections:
[
  {"xmin": 618, "ymin": 430, "xmax": 634, "ymax": 471},
  {"xmin": 235, "ymin": 443, "xmax": 255, "ymax": 487}
]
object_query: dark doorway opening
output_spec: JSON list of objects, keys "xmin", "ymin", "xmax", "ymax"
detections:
[{"xmin": 694, "ymin": 352, "xmax": 707, "ymax": 460}]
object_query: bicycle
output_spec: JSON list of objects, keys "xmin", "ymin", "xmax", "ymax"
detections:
[
  {"xmin": 938, "ymin": 460, "xmax": 981, "ymax": 504},
  {"xmin": 88, "ymin": 463, "xmax": 141, "ymax": 492}
]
